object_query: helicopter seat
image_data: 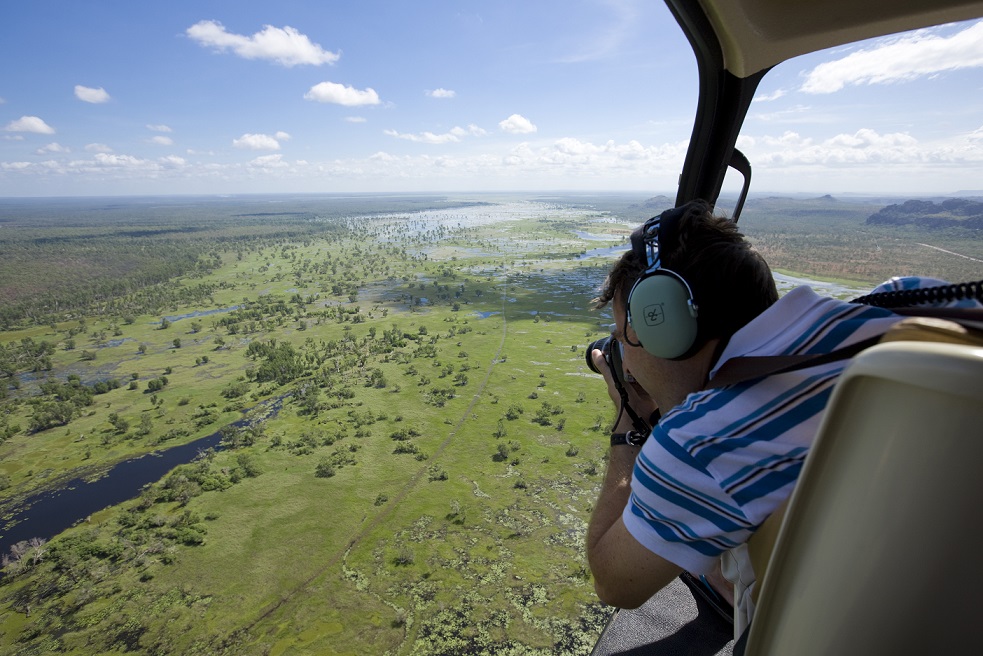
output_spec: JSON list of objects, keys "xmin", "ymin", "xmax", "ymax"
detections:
[{"xmin": 742, "ymin": 338, "xmax": 983, "ymax": 654}]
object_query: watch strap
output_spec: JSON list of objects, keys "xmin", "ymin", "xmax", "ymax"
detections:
[{"xmin": 610, "ymin": 430, "xmax": 647, "ymax": 447}]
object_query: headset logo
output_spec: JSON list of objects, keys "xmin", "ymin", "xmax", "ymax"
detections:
[{"xmin": 643, "ymin": 303, "xmax": 665, "ymax": 326}]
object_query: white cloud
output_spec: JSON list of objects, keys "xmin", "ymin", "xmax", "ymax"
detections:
[
  {"xmin": 0, "ymin": 97, "xmax": 6, "ymax": 104},
  {"xmin": 186, "ymin": 20, "xmax": 339, "ymax": 67},
  {"xmin": 499, "ymin": 114, "xmax": 537, "ymax": 134},
  {"xmin": 92, "ymin": 153, "xmax": 157, "ymax": 169},
  {"xmin": 248, "ymin": 154, "xmax": 288, "ymax": 168},
  {"xmin": 345, "ymin": 116, "xmax": 367, "ymax": 123},
  {"xmin": 159, "ymin": 155, "xmax": 187, "ymax": 168},
  {"xmin": 802, "ymin": 21, "xmax": 983, "ymax": 93},
  {"xmin": 745, "ymin": 128, "xmax": 939, "ymax": 168},
  {"xmin": 37, "ymin": 142, "xmax": 69, "ymax": 154},
  {"xmin": 150, "ymin": 136, "xmax": 174, "ymax": 146},
  {"xmin": 147, "ymin": 124, "xmax": 173, "ymax": 133},
  {"xmin": 753, "ymin": 89, "xmax": 787, "ymax": 102},
  {"xmin": 304, "ymin": 81, "xmax": 380, "ymax": 106},
  {"xmin": 75, "ymin": 85, "xmax": 111, "ymax": 103},
  {"xmin": 85, "ymin": 143, "xmax": 113, "ymax": 153},
  {"xmin": 384, "ymin": 124, "xmax": 486, "ymax": 144},
  {"xmin": 274, "ymin": 131, "xmax": 291, "ymax": 141},
  {"xmin": 233, "ymin": 133, "xmax": 282, "ymax": 150},
  {"xmin": 427, "ymin": 88, "xmax": 456, "ymax": 98},
  {"xmin": 4, "ymin": 116, "xmax": 55, "ymax": 134},
  {"xmin": 453, "ymin": 124, "xmax": 488, "ymax": 137},
  {"xmin": 384, "ymin": 129, "xmax": 460, "ymax": 144}
]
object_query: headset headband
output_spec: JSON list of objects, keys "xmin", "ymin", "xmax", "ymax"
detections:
[
  {"xmin": 631, "ymin": 205, "xmax": 687, "ymax": 270},
  {"xmin": 631, "ymin": 216, "xmax": 662, "ymax": 270}
]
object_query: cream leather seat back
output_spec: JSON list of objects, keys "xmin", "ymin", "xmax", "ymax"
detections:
[{"xmin": 746, "ymin": 341, "xmax": 983, "ymax": 655}]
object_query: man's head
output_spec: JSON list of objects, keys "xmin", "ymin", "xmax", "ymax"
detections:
[{"xmin": 596, "ymin": 200, "xmax": 777, "ymax": 361}]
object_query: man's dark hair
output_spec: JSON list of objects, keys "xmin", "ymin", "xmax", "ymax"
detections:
[{"xmin": 595, "ymin": 199, "xmax": 778, "ymax": 352}]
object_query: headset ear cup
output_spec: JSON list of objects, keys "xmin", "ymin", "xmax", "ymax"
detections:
[{"xmin": 627, "ymin": 270, "xmax": 699, "ymax": 359}]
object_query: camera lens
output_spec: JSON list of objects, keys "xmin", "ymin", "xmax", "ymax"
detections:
[{"xmin": 585, "ymin": 336, "xmax": 612, "ymax": 374}]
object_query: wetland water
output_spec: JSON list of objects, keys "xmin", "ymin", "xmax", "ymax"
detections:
[
  {"xmin": 0, "ymin": 432, "xmax": 223, "ymax": 555},
  {"xmin": 0, "ymin": 202, "xmax": 869, "ymax": 557},
  {"xmin": 0, "ymin": 398, "xmax": 283, "ymax": 555}
]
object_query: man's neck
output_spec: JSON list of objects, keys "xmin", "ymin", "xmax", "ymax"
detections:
[{"xmin": 659, "ymin": 338, "xmax": 720, "ymax": 409}]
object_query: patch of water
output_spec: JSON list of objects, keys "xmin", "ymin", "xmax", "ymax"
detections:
[
  {"xmin": 100, "ymin": 338, "xmax": 134, "ymax": 348},
  {"xmin": 574, "ymin": 230, "xmax": 621, "ymax": 241},
  {"xmin": 773, "ymin": 273, "xmax": 870, "ymax": 299},
  {"xmin": 576, "ymin": 244, "xmax": 630, "ymax": 260},
  {"xmin": 152, "ymin": 305, "xmax": 241, "ymax": 324},
  {"xmin": 0, "ymin": 396, "xmax": 286, "ymax": 555}
]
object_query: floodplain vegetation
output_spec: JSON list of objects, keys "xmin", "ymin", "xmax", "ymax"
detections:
[
  {"xmin": 0, "ymin": 192, "xmax": 979, "ymax": 655},
  {"xmin": 0, "ymin": 194, "xmax": 627, "ymax": 655}
]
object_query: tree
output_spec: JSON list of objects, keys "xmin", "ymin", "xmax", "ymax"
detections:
[
  {"xmin": 235, "ymin": 453, "xmax": 261, "ymax": 478},
  {"xmin": 146, "ymin": 376, "xmax": 168, "ymax": 392},
  {"xmin": 108, "ymin": 412, "xmax": 130, "ymax": 434},
  {"xmin": 315, "ymin": 459, "xmax": 336, "ymax": 478},
  {"xmin": 494, "ymin": 443, "xmax": 509, "ymax": 462}
]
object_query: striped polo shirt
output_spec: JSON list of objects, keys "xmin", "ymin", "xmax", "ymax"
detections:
[{"xmin": 622, "ymin": 285, "xmax": 905, "ymax": 574}]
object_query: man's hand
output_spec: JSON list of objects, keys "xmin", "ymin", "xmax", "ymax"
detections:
[{"xmin": 591, "ymin": 348, "xmax": 659, "ymax": 433}]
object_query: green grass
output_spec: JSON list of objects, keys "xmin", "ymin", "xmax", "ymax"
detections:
[{"xmin": 0, "ymin": 205, "xmax": 618, "ymax": 655}]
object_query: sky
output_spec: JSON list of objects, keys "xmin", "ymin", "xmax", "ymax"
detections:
[{"xmin": 2, "ymin": 0, "xmax": 983, "ymax": 198}]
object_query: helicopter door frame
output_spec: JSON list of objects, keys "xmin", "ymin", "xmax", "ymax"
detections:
[{"xmin": 664, "ymin": 0, "xmax": 767, "ymax": 222}]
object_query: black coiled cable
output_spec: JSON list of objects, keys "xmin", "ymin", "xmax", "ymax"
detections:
[{"xmin": 851, "ymin": 279, "xmax": 983, "ymax": 308}]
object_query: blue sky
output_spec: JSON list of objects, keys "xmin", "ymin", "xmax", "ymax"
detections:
[{"xmin": 2, "ymin": 0, "xmax": 982, "ymax": 197}]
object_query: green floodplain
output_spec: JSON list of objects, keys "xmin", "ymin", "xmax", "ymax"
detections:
[{"xmin": 0, "ymin": 192, "xmax": 980, "ymax": 655}]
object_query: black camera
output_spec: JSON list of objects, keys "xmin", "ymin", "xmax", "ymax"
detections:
[{"xmin": 586, "ymin": 336, "xmax": 630, "ymax": 386}]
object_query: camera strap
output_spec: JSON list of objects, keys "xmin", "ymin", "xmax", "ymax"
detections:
[{"xmin": 612, "ymin": 374, "xmax": 653, "ymax": 435}]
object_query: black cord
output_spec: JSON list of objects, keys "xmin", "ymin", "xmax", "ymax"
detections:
[
  {"xmin": 611, "ymin": 374, "xmax": 651, "ymax": 435},
  {"xmin": 851, "ymin": 279, "xmax": 983, "ymax": 308}
]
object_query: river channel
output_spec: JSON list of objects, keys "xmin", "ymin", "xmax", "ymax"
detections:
[{"xmin": 0, "ymin": 397, "xmax": 283, "ymax": 556}]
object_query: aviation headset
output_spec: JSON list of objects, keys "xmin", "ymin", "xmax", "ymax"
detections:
[{"xmin": 626, "ymin": 206, "xmax": 700, "ymax": 360}]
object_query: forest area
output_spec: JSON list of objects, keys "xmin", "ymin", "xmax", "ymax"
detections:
[{"xmin": 0, "ymin": 192, "xmax": 979, "ymax": 655}]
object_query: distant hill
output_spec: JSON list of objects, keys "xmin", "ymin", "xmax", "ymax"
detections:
[
  {"xmin": 637, "ymin": 195, "xmax": 674, "ymax": 210},
  {"xmin": 619, "ymin": 195, "xmax": 674, "ymax": 222},
  {"xmin": 867, "ymin": 198, "xmax": 983, "ymax": 229}
]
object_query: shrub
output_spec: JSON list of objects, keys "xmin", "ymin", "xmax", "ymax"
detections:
[{"xmin": 315, "ymin": 459, "xmax": 336, "ymax": 478}]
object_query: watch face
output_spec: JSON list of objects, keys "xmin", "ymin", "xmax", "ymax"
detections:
[{"xmin": 611, "ymin": 431, "xmax": 647, "ymax": 447}]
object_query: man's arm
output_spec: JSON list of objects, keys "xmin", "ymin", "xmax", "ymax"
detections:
[
  {"xmin": 586, "ymin": 441, "xmax": 682, "ymax": 608},
  {"xmin": 586, "ymin": 349, "xmax": 683, "ymax": 608}
]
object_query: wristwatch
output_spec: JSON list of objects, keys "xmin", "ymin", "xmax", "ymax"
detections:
[{"xmin": 610, "ymin": 430, "xmax": 647, "ymax": 447}]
